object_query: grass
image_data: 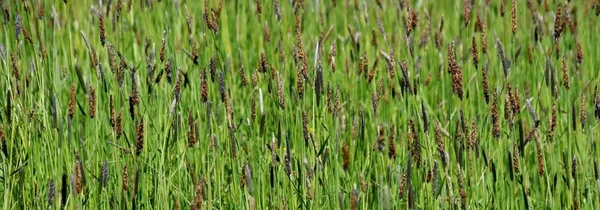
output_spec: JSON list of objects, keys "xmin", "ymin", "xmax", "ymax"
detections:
[{"xmin": 1, "ymin": 0, "xmax": 600, "ymax": 209}]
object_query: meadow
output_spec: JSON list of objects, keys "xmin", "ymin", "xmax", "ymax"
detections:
[{"xmin": 1, "ymin": 0, "xmax": 600, "ymax": 209}]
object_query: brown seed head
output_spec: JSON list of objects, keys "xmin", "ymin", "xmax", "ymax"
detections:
[
  {"xmin": 218, "ymin": 71, "xmax": 226, "ymax": 103},
  {"xmin": 398, "ymin": 170, "xmax": 407, "ymax": 198},
  {"xmin": 388, "ymin": 125, "xmax": 396, "ymax": 159},
  {"xmin": 481, "ymin": 24, "xmax": 488, "ymax": 54},
  {"xmin": 435, "ymin": 122, "xmax": 447, "ymax": 167},
  {"xmin": 350, "ymin": 188, "xmax": 359, "ymax": 210},
  {"xmin": 254, "ymin": 0, "xmax": 263, "ymax": 14},
  {"xmin": 107, "ymin": 43, "xmax": 118, "ymax": 74},
  {"xmin": 342, "ymin": 141, "xmax": 350, "ymax": 171},
  {"xmin": 11, "ymin": 53, "xmax": 20, "ymax": 82},
  {"xmin": 122, "ymin": 166, "xmax": 128, "ymax": 192},
  {"xmin": 470, "ymin": 119, "xmax": 478, "ymax": 150},
  {"xmin": 536, "ymin": 139, "xmax": 545, "ymax": 175},
  {"xmin": 482, "ymin": 65, "xmax": 490, "ymax": 104},
  {"xmin": 557, "ymin": 57, "xmax": 568, "ymax": 91},
  {"xmin": 88, "ymin": 86, "xmax": 96, "ymax": 119},
  {"xmin": 188, "ymin": 114, "xmax": 197, "ymax": 147},
  {"xmin": 200, "ymin": 68, "xmax": 208, "ymax": 103},
  {"xmin": 193, "ymin": 176, "xmax": 204, "ymax": 209},
  {"xmin": 463, "ymin": 0, "xmax": 472, "ymax": 26},
  {"xmin": 116, "ymin": 113, "xmax": 122, "ymax": 138},
  {"xmin": 475, "ymin": 11, "xmax": 483, "ymax": 32},
  {"xmin": 554, "ymin": 3, "xmax": 564, "ymax": 39},
  {"xmin": 136, "ymin": 119, "xmax": 144, "ymax": 156},
  {"xmin": 98, "ymin": 12, "xmax": 105, "ymax": 46},
  {"xmin": 492, "ymin": 91, "xmax": 500, "ymax": 138},
  {"xmin": 407, "ymin": 8, "xmax": 418, "ymax": 36},
  {"xmin": 277, "ymin": 72, "xmax": 285, "ymax": 108},
  {"xmin": 576, "ymin": 40, "xmax": 583, "ymax": 64},
  {"xmin": 513, "ymin": 144, "xmax": 520, "ymax": 174},
  {"xmin": 511, "ymin": 0, "xmax": 517, "ymax": 34},
  {"xmin": 160, "ymin": 31, "xmax": 166, "ymax": 62},
  {"xmin": 302, "ymin": 111, "xmax": 310, "ymax": 146},
  {"xmin": 68, "ymin": 86, "xmax": 75, "ymax": 120},
  {"xmin": 297, "ymin": 70, "xmax": 305, "ymax": 99},
  {"xmin": 259, "ymin": 53, "xmax": 268, "ymax": 73},
  {"xmin": 263, "ymin": 22, "xmax": 271, "ymax": 43}
]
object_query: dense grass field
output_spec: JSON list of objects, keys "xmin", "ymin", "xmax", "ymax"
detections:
[{"xmin": 1, "ymin": 0, "xmax": 600, "ymax": 209}]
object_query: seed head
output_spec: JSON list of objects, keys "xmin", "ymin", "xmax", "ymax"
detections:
[
  {"xmin": 350, "ymin": 187, "xmax": 359, "ymax": 210},
  {"xmin": 509, "ymin": 84, "xmax": 521, "ymax": 113},
  {"xmin": 435, "ymin": 122, "xmax": 447, "ymax": 167},
  {"xmin": 188, "ymin": 114, "xmax": 197, "ymax": 147},
  {"xmin": 562, "ymin": 56, "xmax": 569, "ymax": 89},
  {"xmin": 136, "ymin": 119, "xmax": 144, "ymax": 156},
  {"xmin": 388, "ymin": 49, "xmax": 395, "ymax": 79},
  {"xmin": 554, "ymin": 4, "xmax": 564, "ymax": 39},
  {"xmin": 492, "ymin": 91, "xmax": 500, "ymax": 138},
  {"xmin": 68, "ymin": 86, "xmax": 75, "ymax": 120},
  {"xmin": 10, "ymin": 53, "xmax": 21, "ymax": 82},
  {"xmin": 330, "ymin": 41, "xmax": 337, "ymax": 73},
  {"xmin": 274, "ymin": 0, "xmax": 281, "ymax": 21},
  {"xmin": 200, "ymin": 68, "xmax": 208, "ymax": 103},
  {"xmin": 470, "ymin": 119, "xmax": 478, "ymax": 150},
  {"xmin": 463, "ymin": 0, "xmax": 472, "ymax": 26},
  {"xmin": 101, "ymin": 160, "xmax": 108, "ymax": 187},
  {"xmin": 406, "ymin": 8, "xmax": 418, "ymax": 36},
  {"xmin": 482, "ymin": 63, "xmax": 490, "ymax": 104},
  {"xmin": 165, "ymin": 57, "xmax": 173, "ymax": 84},
  {"xmin": 107, "ymin": 43, "xmax": 118, "ymax": 74},
  {"xmin": 263, "ymin": 21, "xmax": 271, "ymax": 43},
  {"xmin": 74, "ymin": 154, "xmax": 83, "ymax": 195},
  {"xmin": 218, "ymin": 71, "xmax": 226, "ymax": 104},
  {"xmin": 160, "ymin": 31, "xmax": 166, "ymax": 62},
  {"xmin": 388, "ymin": 125, "xmax": 396, "ymax": 159},
  {"xmin": 296, "ymin": 70, "xmax": 305, "ymax": 99},
  {"xmin": 511, "ymin": 0, "xmax": 517, "ymax": 34},
  {"xmin": 421, "ymin": 101, "xmax": 429, "ymax": 133},
  {"xmin": 122, "ymin": 166, "xmax": 128, "ymax": 192},
  {"xmin": 116, "ymin": 113, "xmax": 122, "ymax": 138},
  {"xmin": 88, "ymin": 86, "xmax": 96, "ymax": 119},
  {"xmin": 481, "ymin": 24, "xmax": 488, "ymax": 54},
  {"xmin": 342, "ymin": 141, "xmax": 350, "ymax": 171},
  {"xmin": 399, "ymin": 170, "xmax": 407, "ymax": 198},
  {"xmin": 209, "ymin": 56, "xmax": 218, "ymax": 83},
  {"xmin": 302, "ymin": 111, "xmax": 310, "ymax": 146},
  {"xmin": 475, "ymin": 11, "xmax": 483, "ymax": 32},
  {"xmin": 259, "ymin": 53, "xmax": 268, "ymax": 73},
  {"xmin": 512, "ymin": 144, "xmax": 520, "ymax": 174},
  {"xmin": 536, "ymin": 139, "xmax": 544, "ymax": 175},
  {"xmin": 48, "ymin": 180, "xmax": 55, "ymax": 205},
  {"xmin": 358, "ymin": 53, "xmax": 367, "ymax": 76}
]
